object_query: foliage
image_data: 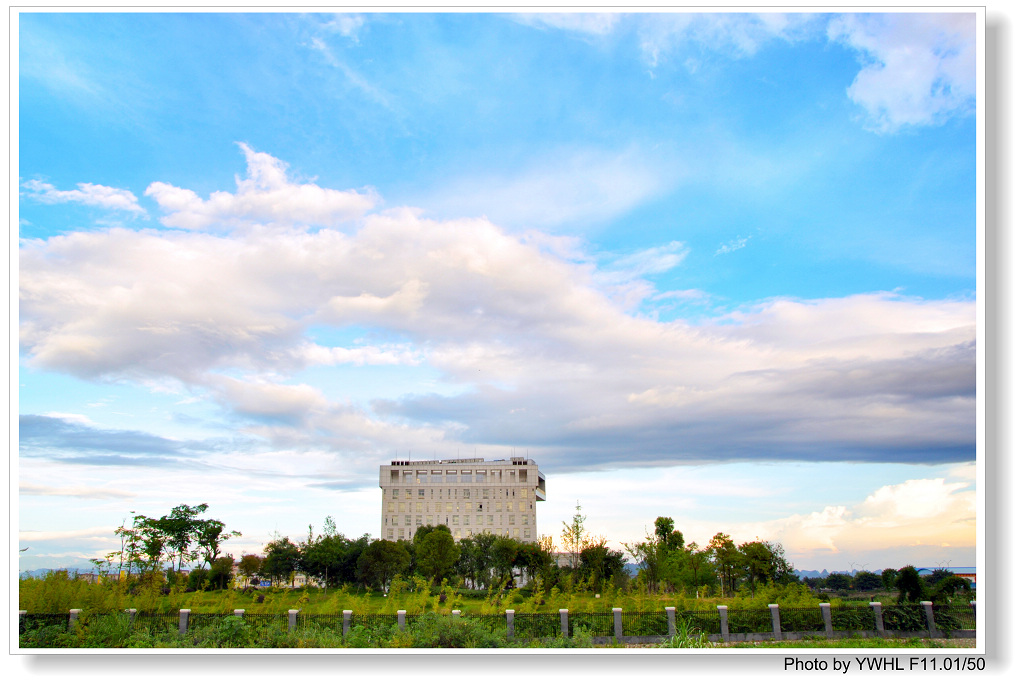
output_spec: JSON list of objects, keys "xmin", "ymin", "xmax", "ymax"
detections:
[
  {"xmin": 414, "ymin": 526, "xmax": 461, "ymax": 585},
  {"xmin": 357, "ymin": 539, "xmax": 411, "ymax": 593},
  {"xmin": 895, "ymin": 566, "xmax": 925, "ymax": 603},
  {"xmin": 260, "ymin": 537, "xmax": 301, "ymax": 586},
  {"xmin": 560, "ymin": 501, "xmax": 594, "ymax": 573}
]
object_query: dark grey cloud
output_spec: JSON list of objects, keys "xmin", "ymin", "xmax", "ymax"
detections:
[{"xmin": 19, "ymin": 414, "xmax": 217, "ymax": 466}]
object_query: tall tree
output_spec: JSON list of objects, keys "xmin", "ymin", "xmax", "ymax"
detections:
[
  {"xmin": 415, "ymin": 527, "xmax": 461, "ymax": 585},
  {"xmin": 708, "ymin": 533, "xmax": 742, "ymax": 595},
  {"xmin": 357, "ymin": 539, "xmax": 411, "ymax": 593},
  {"xmin": 261, "ymin": 536, "xmax": 301, "ymax": 586},
  {"xmin": 895, "ymin": 565, "xmax": 925, "ymax": 603},
  {"xmin": 560, "ymin": 501, "xmax": 592, "ymax": 573}
]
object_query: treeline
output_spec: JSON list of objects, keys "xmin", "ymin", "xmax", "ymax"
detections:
[
  {"xmin": 245, "ymin": 519, "xmax": 601, "ymax": 594},
  {"xmin": 85, "ymin": 503, "xmax": 966, "ymax": 605},
  {"xmin": 802, "ymin": 566, "xmax": 972, "ymax": 604}
]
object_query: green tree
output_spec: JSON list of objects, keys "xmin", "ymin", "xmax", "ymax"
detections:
[
  {"xmin": 881, "ymin": 568, "xmax": 899, "ymax": 591},
  {"xmin": 239, "ymin": 554, "xmax": 263, "ymax": 586},
  {"xmin": 824, "ymin": 572, "xmax": 853, "ymax": 591},
  {"xmin": 357, "ymin": 539, "xmax": 411, "ymax": 593},
  {"xmin": 708, "ymin": 533, "xmax": 742, "ymax": 595},
  {"xmin": 654, "ymin": 517, "xmax": 684, "ymax": 552},
  {"xmin": 207, "ymin": 555, "xmax": 235, "ymax": 590},
  {"xmin": 853, "ymin": 570, "xmax": 883, "ymax": 591},
  {"xmin": 491, "ymin": 536, "xmax": 520, "ymax": 587},
  {"xmin": 156, "ymin": 503, "xmax": 210, "ymax": 573},
  {"xmin": 260, "ymin": 537, "xmax": 301, "ymax": 586},
  {"xmin": 195, "ymin": 519, "xmax": 241, "ymax": 569},
  {"xmin": 895, "ymin": 566, "xmax": 925, "ymax": 603},
  {"xmin": 560, "ymin": 502, "xmax": 593, "ymax": 573},
  {"xmin": 623, "ymin": 535, "xmax": 659, "ymax": 594},
  {"xmin": 415, "ymin": 527, "xmax": 461, "ymax": 585}
]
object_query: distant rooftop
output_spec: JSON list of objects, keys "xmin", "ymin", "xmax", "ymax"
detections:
[{"xmin": 386, "ymin": 456, "xmax": 537, "ymax": 466}]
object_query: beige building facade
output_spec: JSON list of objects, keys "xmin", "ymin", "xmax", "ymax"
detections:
[{"xmin": 379, "ymin": 457, "xmax": 546, "ymax": 543}]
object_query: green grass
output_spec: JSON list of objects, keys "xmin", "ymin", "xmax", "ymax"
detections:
[{"xmin": 720, "ymin": 636, "xmax": 974, "ymax": 649}]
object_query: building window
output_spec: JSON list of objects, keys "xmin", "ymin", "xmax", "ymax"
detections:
[
  {"xmin": 461, "ymin": 471, "xmax": 472, "ymax": 483},
  {"xmin": 446, "ymin": 502, "xmax": 453, "ymax": 512},
  {"xmin": 519, "ymin": 500, "xmax": 526, "ymax": 512},
  {"xmin": 431, "ymin": 472, "xmax": 442, "ymax": 484},
  {"xmin": 405, "ymin": 489, "xmax": 412, "ymax": 499},
  {"xmin": 447, "ymin": 472, "xmax": 458, "ymax": 484},
  {"xmin": 514, "ymin": 528, "xmax": 520, "ymax": 538},
  {"xmin": 476, "ymin": 515, "xmax": 482, "ymax": 525},
  {"xmin": 509, "ymin": 515, "xmax": 515, "ymax": 525},
  {"xmin": 463, "ymin": 488, "xmax": 470, "ymax": 499},
  {"xmin": 392, "ymin": 489, "xmax": 398, "ymax": 499},
  {"xmin": 418, "ymin": 488, "xmax": 425, "ymax": 497},
  {"xmin": 522, "ymin": 515, "xmax": 529, "ymax": 525},
  {"xmin": 415, "ymin": 516, "xmax": 422, "ymax": 527},
  {"xmin": 452, "ymin": 516, "xmax": 459, "ymax": 525},
  {"xmin": 476, "ymin": 471, "xmax": 486, "ymax": 483},
  {"xmin": 524, "ymin": 529, "xmax": 531, "ymax": 540},
  {"xmin": 387, "ymin": 529, "xmax": 394, "ymax": 540},
  {"xmin": 487, "ymin": 515, "xmax": 493, "ymax": 525},
  {"xmin": 398, "ymin": 502, "xmax": 405, "ymax": 512}
]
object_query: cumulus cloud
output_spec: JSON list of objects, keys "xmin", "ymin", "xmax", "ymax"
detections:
[
  {"xmin": 827, "ymin": 13, "xmax": 976, "ymax": 132},
  {"xmin": 21, "ymin": 179, "xmax": 146, "ymax": 214},
  {"xmin": 145, "ymin": 142, "xmax": 378, "ymax": 230},
  {"xmin": 772, "ymin": 472, "xmax": 976, "ymax": 563},
  {"xmin": 19, "ymin": 151, "xmax": 975, "ymax": 469}
]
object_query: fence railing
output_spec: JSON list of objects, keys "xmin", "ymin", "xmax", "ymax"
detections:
[{"xmin": 18, "ymin": 600, "xmax": 976, "ymax": 645}]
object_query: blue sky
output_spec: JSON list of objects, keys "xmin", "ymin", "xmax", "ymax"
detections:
[{"xmin": 17, "ymin": 11, "xmax": 978, "ymax": 573}]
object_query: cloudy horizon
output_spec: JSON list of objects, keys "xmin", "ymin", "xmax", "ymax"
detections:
[{"xmin": 17, "ymin": 11, "xmax": 978, "ymax": 574}]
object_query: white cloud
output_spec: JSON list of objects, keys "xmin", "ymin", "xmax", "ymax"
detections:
[
  {"xmin": 145, "ymin": 142, "xmax": 379, "ymax": 230},
  {"xmin": 827, "ymin": 13, "xmax": 970, "ymax": 134},
  {"xmin": 637, "ymin": 13, "xmax": 819, "ymax": 66},
  {"xmin": 21, "ymin": 179, "xmax": 146, "ymax": 214},
  {"xmin": 771, "ymin": 472, "xmax": 976, "ymax": 564},
  {"xmin": 515, "ymin": 12, "xmax": 622, "ymax": 37},
  {"xmin": 716, "ymin": 236, "xmax": 749, "ymax": 255},
  {"xmin": 20, "ymin": 483, "xmax": 135, "ymax": 500},
  {"xmin": 827, "ymin": 13, "xmax": 976, "ymax": 132},
  {"xmin": 20, "ymin": 151, "xmax": 976, "ymax": 469},
  {"xmin": 420, "ymin": 146, "xmax": 672, "ymax": 232}
]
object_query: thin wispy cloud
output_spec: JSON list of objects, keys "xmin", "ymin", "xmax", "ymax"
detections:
[{"xmin": 21, "ymin": 179, "xmax": 146, "ymax": 214}]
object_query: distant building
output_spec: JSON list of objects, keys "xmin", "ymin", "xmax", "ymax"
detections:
[{"xmin": 379, "ymin": 457, "xmax": 546, "ymax": 542}]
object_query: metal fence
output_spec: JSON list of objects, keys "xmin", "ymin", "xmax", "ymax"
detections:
[
  {"xmin": 779, "ymin": 607, "xmax": 826, "ymax": 633},
  {"xmin": 830, "ymin": 605, "xmax": 877, "ymax": 631}
]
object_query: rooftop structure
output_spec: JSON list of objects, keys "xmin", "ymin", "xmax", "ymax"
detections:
[{"xmin": 379, "ymin": 457, "xmax": 546, "ymax": 543}]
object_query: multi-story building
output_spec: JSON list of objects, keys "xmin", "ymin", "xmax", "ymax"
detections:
[{"xmin": 379, "ymin": 457, "xmax": 546, "ymax": 543}]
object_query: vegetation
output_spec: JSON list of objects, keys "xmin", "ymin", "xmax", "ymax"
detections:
[{"xmin": 21, "ymin": 502, "xmax": 975, "ymax": 650}]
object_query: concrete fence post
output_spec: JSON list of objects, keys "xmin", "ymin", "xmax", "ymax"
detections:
[
  {"xmin": 69, "ymin": 609, "xmax": 82, "ymax": 631},
  {"xmin": 233, "ymin": 609, "xmax": 244, "ymax": 618},
  {"xmin": 666, "ymin": 607, "xmax": 676, "ymax": 637},
  {"xmin": 870, "ymin": 602, "xmax": 884, "ymax": 633},
  {"xmin": 178, "ymin": 609, "xmax": 190, "ymax": 636},
  {"xmin": 452, "ymin": 610, "xmax": 461, "ymax": 619},
  {"xmin": 970, "ymin": 601, "xmax": 976, "ymax": 629},
  {"xmin": 819, "ymin": 602, "xmax": 833, "ymax": 637},
  {"xmin": 343, "ymin": 610, "xmax": 352, "ymax": 637},
  {"xmin": 288, "ymin": 609, "xmax": 299, "ymax": 633},
  {"xmin": 769, "ymin": 604, "xmax": 781, "ymax": 640},
  {"xmin": 717, "ymin": 605, "xmax": 729, "ymax": 639},
  {"xmin": 506, "ymin": 609, "xmax": 515, "ymax": 640},
  {"xmin": 19, "ymin": 611, "xmax": 26, "ymax": 634},
  {"xmin": 613, "ymin": 608, "xmax": 623, "ymax": 641},
  {"xmin": 921, "ymin": 601, "xmax": 937, "ymax": 638},
  {"xmin": 397, "ymin": 610, "xmax": 406, "ymax": 631},
  {"xmin": 126, "ymin": 608, "xmax": 138, "ymax": 626},
  {"xmin": 559, "ymin": 609, "xmax": 569, "ymax": 638}
]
